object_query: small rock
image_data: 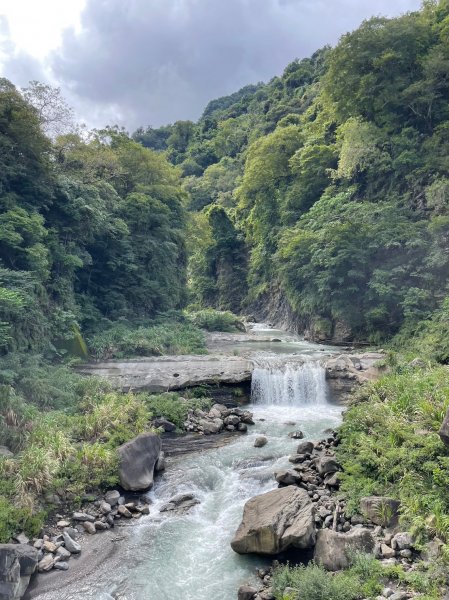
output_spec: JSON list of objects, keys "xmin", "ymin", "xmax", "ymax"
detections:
[
  {"xmin": 83, "ymin": 521, "xmax": 96, "ymax": 534},
  {"xmin": 54, "ymin": 561, "xmax": 69, "ymax": 571},
  {"xmin": 104, "ymin": 490, "xmax": 121, "ymax": 506},
  {"xmin": 117, "ymin": 505, "xmax": 133, "ymax": 518},
  {"xmin": 38, "ymin": 554, "xmax": 56, "ymax": 572},
  {"xmin": 34, "ymin": 539, "xmax": 43, "ymax": 550},
  {"xmin": 288, "ymin": 431, "xmax": 304, "ymax": 439},
  {"xmin": 275, "ymin": 469, "xmax": 302, "ymax": 486},
  {"xmin": 381, "ymin": 543, "xmax": 396, "ymax": 559},
  {"xmin": 399, "ymin": 549, "xmax": 412, "ymax": 558},
  {"xmin": 136, "ymin": 505, "xmax": 150, "ymax": 515},
  {"xmin": 56, "ymin": 546, "xmax": 71, "ymax": 560},
  {"xmin": 254, "ymin": 436, "xmax": 267, "ymax": 448},
  {"xmin": 42, "ymin": 541, "xmax": 58, "ymax": 553},
  {"xmin": 238, "ymin": 584, "xmax": 258, "ymax": 600},
  {"xmin": 63, "ymin": 527, "xmax": 79, "ymax": 540},
  {"xmin": 72, "ymin": 512, "xmax": 95, "ymax": 523},
  {"xmin": 238, "ymin": 422, "xmax": 248, "ymax": 432},
  {"xmin": 57, "ymin": 520, "xmax": 71, "ymax": 528},
  {"xmin": 13, "ymin": 532, "xmax": 29, "ymax": 545},
  {"xmin": 94, "ymin": 521, "xmax": 109, "ymax": 531},
  {"xmin": 382, "ymin": 588, "xmax": 394, "ymax": 598},
  {"xmin": 99, "ymin": 501, "xmax": 112, "ymax": 515},
  {"xmin": 62, "ymin": 532, "xmax": 81, "ymax": 554}
]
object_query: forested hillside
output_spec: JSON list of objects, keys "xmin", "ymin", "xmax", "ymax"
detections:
[
  {"xmin": 0, "ymin": 79, "xmax": 187, "ymax": 357},
  {"xmin": 134, "ymin": 0, "xmax": 449, "ymax": 346}
]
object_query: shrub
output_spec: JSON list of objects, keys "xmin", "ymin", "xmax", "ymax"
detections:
[
  {"xmin": 337, "ymin": 366, "xmax": 449, "ymax": 542},
  {"xmin": 88, "ymin": 321, "xmax": 206, "ymax": 359},
  {"xmin": 143, "ymin": 392, "xmax": 212, "ymax": 430},
  {"xmin": 272, "ymin": 562, "xmax": 359, "ymax": 600},
  {"xmin": 185, "ymin": 309, "xmax": 244, "ymax": 332},
  {"xmin": 0, "ymin": 495, "xmax": 45, "ymax": 543}
]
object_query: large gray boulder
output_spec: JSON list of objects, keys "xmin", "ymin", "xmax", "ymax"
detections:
[
  {"xmin": 0, "ymin": 544, "xmax": 38, "ymax": 600},
  {"xmin": 118, "ymin": 433, "xmax": 161, "ymax": 491},
  {"xmin": 314, "ymin": 528, "xmax": 375, "ymax": 571},
  {"xmin": 231, "ymin": 486, "xmax": 316, "ymax": 555}
]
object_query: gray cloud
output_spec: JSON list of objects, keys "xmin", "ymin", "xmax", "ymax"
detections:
[{"xmin": 8, "ymin": 0, "xmax": 424, "ymax": 129}]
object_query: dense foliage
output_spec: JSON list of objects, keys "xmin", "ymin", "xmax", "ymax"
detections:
[
  {"xmin": 0, "ymin": 79, "xmax": 188, "ymax": 357},
  {"xmin": 135, "ymin": 1, "xmax": 449, "ymax": 343},
  {"xmin": 338, "ymin": 364, "xmax": 449, "ymax": 544}
]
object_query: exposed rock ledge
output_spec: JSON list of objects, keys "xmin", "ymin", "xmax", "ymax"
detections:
[
  {"xmin": 324, "ymin": 352, "xmax": 386, "ymax": 402},
  {"xmin": 77, "ymin": 355, "xmax": 253, "ymax": 392}
]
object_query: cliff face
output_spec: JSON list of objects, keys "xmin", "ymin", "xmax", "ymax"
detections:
[{"xmin": 249, "ymin": 285, "xmax": 356, "ymax": 344}]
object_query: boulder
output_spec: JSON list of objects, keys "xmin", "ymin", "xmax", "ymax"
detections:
[
  {"xmin": 238, "ymin": 585, "xmax": 258, "ymax": 600},
  {"xmin": 82, "ymin": 522, "xmax": 96, "ymax": 534},
  {"xmin": 391, "ymin": 532, "xmax": 413, "ymax": 551},
  {"xmin": 55, "ymin": 547, "xmax": 71, "ymax": 560},
  {"xmin": 316, "ymin": 456, "xmax": 340, "ymax": 475},
  {"xmin": 118, "ymin": 432, "xmax": 161, "ymax": 491},
  {"xmin": 296, "ymin": 441, "xmax": 314, "ymax": 455},
  {"xmin": 254, "ymin": 436, "xmax": 268, "ymax": 448},
  {"xmin": 231, "ymin": 486, "xmax": 316, "ymax": 555},
  {"xmin": 0, "ymin": 544, "xmax": 38, "ymax": 600},
  {"xmin": 117, "ymin": 506, "xmax": 132, "ymax": 518},
  {"xmin": 198, "ymin": 418, "xmax": 223, "ymax": 435},
  {"xmin": 360, "ymin": 496, "xmax": 400, "ymax": 527},
  {"xmin": 72, "ymin": 512, "xmax": 95, "ymax": 523},
  {"xmin": 314, "ymin": 528, "xmax": 375, "ymax": 570}
]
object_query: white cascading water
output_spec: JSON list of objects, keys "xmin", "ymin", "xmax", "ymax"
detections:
[{"xmin": 251, "ymin": 356, "xmax": 328, "ymax": 406}]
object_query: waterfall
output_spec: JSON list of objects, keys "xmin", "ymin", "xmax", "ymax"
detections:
[{"xmin": 251, "ymin": 357, "xmax": 328, "ymax": 406}]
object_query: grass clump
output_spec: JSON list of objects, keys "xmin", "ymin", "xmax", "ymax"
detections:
[
  {"xmin": 185, "ymin": 309, "xmax": 244, "ymax": 332},
  {"xmin": 88, "ymin": 320, "xmax": 206, "ymax": 359},
  {"xmin": 337, "ymin": 365, "xmax": 449, "ymax": 544},
  {"xmin": 143, "ymin": 392, "xmax": 212, "ymax": 430},
  {"xmin": 272, "ymin": 561, "xmax": 360, "ymax": 600},
  {"xmin": 272, "ymin": 554, "xmax": 442, "ymax": 600}
]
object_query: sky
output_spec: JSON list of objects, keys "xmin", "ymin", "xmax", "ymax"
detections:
[{"xmin": 0, "ymin": 0, "xmax": 423, "ymax": 131}]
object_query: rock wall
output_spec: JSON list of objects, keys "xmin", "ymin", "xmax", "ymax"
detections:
[{"xmin": 324, "ymin": 353, "xmax": 386, "ymax": 403}]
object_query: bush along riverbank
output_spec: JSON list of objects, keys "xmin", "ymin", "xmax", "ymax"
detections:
[{"xmin": 234, "ymin": 361, "xmax": 449, "ymax": 600}]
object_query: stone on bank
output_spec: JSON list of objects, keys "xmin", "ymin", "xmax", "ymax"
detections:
[{"xmin": 118, "ymin": 432, "xmax": 162, "ymax": 491}]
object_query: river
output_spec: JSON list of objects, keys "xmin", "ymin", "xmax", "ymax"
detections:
[{"xmin": 30, "ymin": 325, "xmax": 342, "ymax": 600}]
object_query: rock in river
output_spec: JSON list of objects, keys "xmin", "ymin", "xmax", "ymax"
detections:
[
  {"xmin": 231, "ymin": 486, "xmax": 316, "ymax": 555},
  {"xmin": 118, "ymin": 432, "xmax": 161, "ymax": 491}
]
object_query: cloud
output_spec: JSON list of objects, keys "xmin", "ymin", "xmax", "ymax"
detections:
[{"xmin": 12, "ymin": 0, "xmax": 425, "ymax": 129}]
